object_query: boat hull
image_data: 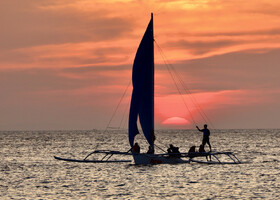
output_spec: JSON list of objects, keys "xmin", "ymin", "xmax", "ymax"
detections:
[{"xmin": 132, "ymin": 151, "xmax": 241, "ymax": 165}]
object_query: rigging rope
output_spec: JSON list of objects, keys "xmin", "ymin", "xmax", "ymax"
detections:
[
  {"xmin": 86, "ymin": 79, "xmax": 131, "ymax": 158},
  {"xmin": 118, "ymin": 98, "xmax": 131, "ymax": 130},
  {"xmin": 168, "ymin": 63, "xmax": 216, "ymax": 130},
  {"xmin": 155, "ymin": 40, "xmax": 216, "ymax": 130},
  {"xmin": 104, "ymin": 79, "xmax": 131, "ymax": 132},
  {"xmin": 155, "ymin": 40, "xmax": 197, "ymax": 126}
]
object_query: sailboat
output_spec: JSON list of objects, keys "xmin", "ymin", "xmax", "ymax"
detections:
[{"xmin": 54, "ymin": 13, "xmax": 241, "ymax": 165}]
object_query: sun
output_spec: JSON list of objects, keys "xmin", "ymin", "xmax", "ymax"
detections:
[{"xmin": 162, "ymin": 117, "xmax": 190, "ymax": 125}]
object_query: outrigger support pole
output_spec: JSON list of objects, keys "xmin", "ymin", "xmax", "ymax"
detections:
[
  {"xmin": 101, "ymin": 153, "xmax": 110, "ymax": 161},
  {"xmin": 227, "ymin": 153, "xmax": 241, "ymax": 163},
  {"xmin": 211, "ymin": 153, "xmax": 222, "ymax": 164},
  {"xmin": 83, "ymin": 151, "xmax": 97, "ymax": 160},
  {"xmin": 226, "ymin": 153, "xmax": 237, "ymax": 163},
  {"xmin": 83, "ymin": 148, "xmax": 133, "ymax": 161},
  {"xmin": 232, "ymin": 154, "xmax": 241, "ymax": 163},
  {"xmin": 106, "ymin": 148, "xmax": 132, "ymax": 161}
]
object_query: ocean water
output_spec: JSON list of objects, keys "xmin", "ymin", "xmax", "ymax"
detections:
[{"xmin": 1, "ymin": 129, "xmax": 279, "ymax": 199}]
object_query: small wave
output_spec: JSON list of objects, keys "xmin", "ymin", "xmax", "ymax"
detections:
[
  {"xmin": 40, "ymin": 180, "xmax": 51, "ymax": 184},
  {"xmin": 62, "ymin": 185, "xmax": 69, "ymax": 188},
  {"xmin": 116, "ymin": 183, "xmax": 126, "ymax": 187},
  {"xmin": 188, "ymin": 181, "xmax": 198, "ymax": 184},
  {"xmin": 263, "ymin": 159, "xmax": 279, "ymax": 163}
]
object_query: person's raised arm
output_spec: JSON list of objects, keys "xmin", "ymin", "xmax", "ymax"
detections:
[{"xmin": 196, "ymin": 126, "xmax": 202, "ymax": 132}]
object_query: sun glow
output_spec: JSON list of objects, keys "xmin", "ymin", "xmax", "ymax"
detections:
[{"xmin": 162, "ymin": 117, "xmax": 190, "ymax": 125}]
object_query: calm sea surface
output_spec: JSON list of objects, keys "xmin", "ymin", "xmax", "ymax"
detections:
[{"xmin": 1, "ymin": 129, "xmax": 279, "ymax": 199}]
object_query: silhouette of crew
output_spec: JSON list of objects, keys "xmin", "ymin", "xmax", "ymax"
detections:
[
  {"xmin": 188, "ymin": 145, "xmax": 196, "ymax": 158},
  {"xmin": 167, "ymin": 144, "xmax": 180, "ymax": 157},
  {"xmin": 196, "ymin": 124, "xmax": 212, "ymax": 151},
  {"xmin": 188, "ymin": 146, "xmax": 196, "ymax": 153},
  {"xmin": 198, "ymin": 144, "xmax": 205, "ymax": 153},
  {"xmin": 132, "ymin": 143, "xmax": 140, "ymax": 153},
  {"xmin": 198, "ymin": 144, "xmax": 210, "ymax": 161},
  {"xmin": 147, "ymin": 146, "xmax": 154, "ymax": 154}
]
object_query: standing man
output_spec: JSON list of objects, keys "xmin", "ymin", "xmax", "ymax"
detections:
[{"xmin": 196, "ymin": 124, "xmax": 212, "ymax": 151}]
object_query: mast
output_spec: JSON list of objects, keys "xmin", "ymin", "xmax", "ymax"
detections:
[{"xmin": 151, "ymin": 12, "xmax": 155, "ymax": 143}]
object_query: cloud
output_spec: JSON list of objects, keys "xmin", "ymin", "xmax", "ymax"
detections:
[
  {"xmin": 154, "ymin": 48, "xmax": 280, "ymax": 95},
  {"xmin": 2, "ymin": 47, "xmax": 278, "ymax": 100},
  {"xmin": 164, "ymin": 39, "xmax": 242, "ymax": 55},
  {"xmin": 0, "ymin": 67, "xmax": 130, "ymax": 97},
  {"xmin": 172, "ymin": 28, "xmax": 280, "ymax": 38},
  {"xmin": 0, "ymin": 0, "xmax": 134, "ymax": 50},
  {"xmin": 64, "ymin": 64, "xmax": 131, "ymax": 73},
  {"xmin": 0, "ymin": 42, "xmax": 134, "ymax": 70},
  {"xmin": 245, "ymin": 1, "xmax": 280, "ymax": 17}
]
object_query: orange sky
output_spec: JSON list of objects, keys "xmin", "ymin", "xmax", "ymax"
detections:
[{"xmin": 1, "ymin": 0, "xmax": 280, "ymax": 130}]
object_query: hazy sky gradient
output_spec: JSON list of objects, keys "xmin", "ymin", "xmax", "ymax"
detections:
[{"xmin": 1, "ymin": 0, "xmax": 280, "ymax": 130}]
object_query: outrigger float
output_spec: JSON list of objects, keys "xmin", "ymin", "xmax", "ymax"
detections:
[{"xmin": 54, "ymin": 13, "xmax": 241, "ymax": 165}]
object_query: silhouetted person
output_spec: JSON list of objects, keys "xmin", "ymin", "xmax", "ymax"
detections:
[
  {"xmin": 147, "ymin": 146, "xmax": 154, "ymax": 154},
  {"xmin": 198, "ymin": 145, "xmax": 205, "ymax": 153},
  {"xmin": 199, "ymin": 144, "xmax": 210, "ymax": 161},
  {"xmin": 188, "ymin": 145, "xmax": 196, "ymax": 158},
  {"xmin": 167, "ymin": 144, "xmax": 180, "ymax": 157},
  {"xmin": 196, "ymin": 124, "xmax": 212, "ymax": 151},
  {"xmin": 167, "ymin": 144, "xmax": 174, "ymax": 154},
  {"xmin": 132, "ymin": 143, "xmax": 140, "ymax": 153},
  {"xmin": 188, "ymin": 146, "xmax": 196, "ymax": 153}
]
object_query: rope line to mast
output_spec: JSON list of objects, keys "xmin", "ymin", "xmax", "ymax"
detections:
[
  {"xmin": 155, "ymin": 40, "xmax": 197, "ymax": 126},
  {"xmin": 169, "ymin": 64, "xmax": 216, "ymax": 130},
  {"xmin": 85, "ymin": 80, "xmax": 131, "ymax": 159},
  {"xmin": 118, "ymin": 99, "xmax": 130, "ymax": 130},
  {"xmin": 104, "ymin": 79, "xmax": 131, "ymax": 132},
  {"xmin": 155, "ymin": 39, "xmax": 216, "ymax": 130}
]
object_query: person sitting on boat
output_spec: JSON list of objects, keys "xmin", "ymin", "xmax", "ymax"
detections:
[
  {"xmin": 167, "ymin": 144, "xmax": 174, "ymax": 154},
  {"xmin": 188, "ymin": 146, "xmax": 196, "ymax": 158},
  {"xmin": 167, "ymin": 144, "xmax": 177, "ymax": 153},
  {"xmin": 167, "ymin": 144, "xmax": 180, "ymax": 157},
  {"xmin": 199, "ymin": 144, "xmax": 209, "ymax": 161},
  {"xmin": 147, "ymin": 146, "xmax": 154, "ymax": 154},
  {"xmin": 188, "ymin": 146, "xmax": 196, "ymax": 153},
  {"xmin": 198, "ymin": 144, "xmax": 205, "ymax": 153},
  {"xmin": 196, "ymin": 124, "xmax": 212, "ymax": 151},
  {"xmin": 132, "ymin": 143, "xmax": 140, "ymax": 153}
]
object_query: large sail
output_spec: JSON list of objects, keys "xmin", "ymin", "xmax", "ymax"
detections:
[{"xmin": 129, "ymin": 14, "xmax": 154, "ymax": 148}]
